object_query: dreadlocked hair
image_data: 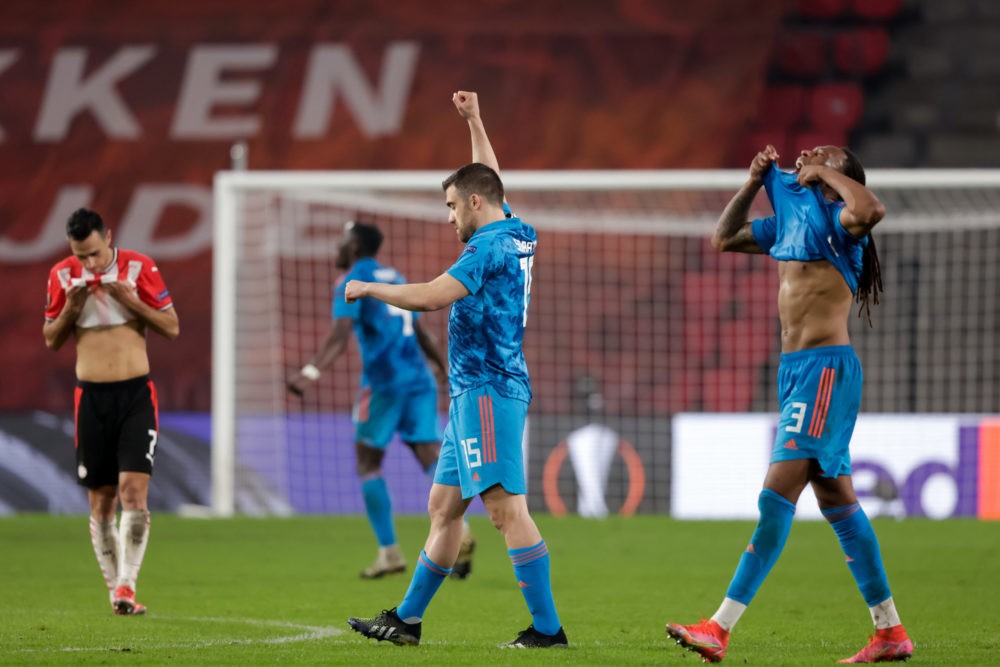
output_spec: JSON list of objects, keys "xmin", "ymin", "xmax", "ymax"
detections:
[
  {"xmin": 856, "ymin": 233, "xmax": 883, "ymax": 326},
  {"xmin": 839, "ymin": 146, "xmax": 883, "ymax": 326}
]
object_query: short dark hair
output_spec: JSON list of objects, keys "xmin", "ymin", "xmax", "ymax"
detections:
[
  {"xmin": 442, "ymin": 162, "xmax": 504, "ymax": 206},
  {"xmin": 349, "ymin": 221, "xmax": 383, "ymax": 257},
  {"xmin": 66, "ymin": 208, "xmax": 105, "ymax": 241},
  {"xmin": 841, "ymin": 147, "xmax": 866, "ymax": 186}
]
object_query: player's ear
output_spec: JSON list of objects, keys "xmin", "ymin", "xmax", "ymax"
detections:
[
  {"xmin": 469, "ymin": 193, "xmax": 481, "ymax": 210},
  {"xmin": 104, "ymin": 228, "xmax": 113, "ymax": 245}
]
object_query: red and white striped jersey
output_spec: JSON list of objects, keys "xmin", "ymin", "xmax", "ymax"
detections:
[{"xmin": 45, "ymin": 248, "xmax": 173, "ymax": 329}]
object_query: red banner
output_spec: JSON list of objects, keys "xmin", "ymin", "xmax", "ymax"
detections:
[{"xmin": 0, "ymin": 0, "xmax": 781, "ymax": 410}]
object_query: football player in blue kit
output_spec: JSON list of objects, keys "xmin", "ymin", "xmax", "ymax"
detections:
[
  {"xmin": 665, "ymin": 145, "xmax": 912, "ymax": 664},
  {"xmin": 345, "ymin": 91, "xmax": 566, "ymax": 649},
  {"xmin": 288, "ymin": 221, "xmax": 475, "ymax": 580}
]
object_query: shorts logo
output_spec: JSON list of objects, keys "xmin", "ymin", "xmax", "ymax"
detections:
[{"xmin": 77, "ymin": 464, "xmax": 87, "ymax": 479}]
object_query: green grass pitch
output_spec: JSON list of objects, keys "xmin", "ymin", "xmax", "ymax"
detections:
[{"xmin": 0, "ymin": 514, "xmax": 997, "ymax": 665}]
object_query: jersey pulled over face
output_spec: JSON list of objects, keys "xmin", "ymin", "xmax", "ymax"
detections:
[
  {"xmin": 445, "ymin": 208, "xmax": 536, "ymax": 402},
  {"xmin": 333, "ymin": 257, "xmax": 435, "ymax": 393},
  {"xmin": 751, "ymin": 164, "xmax": 868, "ymax": 292},
  {"xmin": 45, "ymin": 248, "xmax": 173, "ymax": 328}
]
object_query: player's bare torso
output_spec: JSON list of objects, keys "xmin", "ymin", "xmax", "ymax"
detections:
[
  {"xmin": 75, "ymin": 320, "xmax": 151, "ymax": 382},
  {"xmin": 776, "ymin": 259, "xmax": 853, "ymax": 354}
]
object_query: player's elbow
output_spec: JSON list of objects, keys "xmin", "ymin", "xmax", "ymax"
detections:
[
  {"xmin": 416, "ymin": 296, "xmax": 448, "ymax": 312},
  {"xmin": 869, "ymin": 200, "xmax": 887, "ymax": 225},
  {"xmin": 162, "ymin": 322, "xmax": 180, "ymax": 340},
  {"xmin": 42, "ymin": 325, "xmax": 62, "ymax": 350},
  {"xmin": 159, "ymin": 315, "xmax": 180, "ymax": 340},
  {"xmin": 854, "ymin": 199, "xmax": 886, "ymax": 231},
  {"xmin": 415, "ymin": 286, "xmax": 456, "ymax": 312},
  {"xmin": 712, "ymin": 233, "xmax": 740, "ymax": 253}
]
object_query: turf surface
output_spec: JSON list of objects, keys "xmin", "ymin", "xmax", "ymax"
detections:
[{"xmin": 0, "ymin": 514, "xmax": 996, "ymax": 665}]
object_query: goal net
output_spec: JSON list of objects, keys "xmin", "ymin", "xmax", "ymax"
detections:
[{"xmin": 212, "ymin": 169, "xmax": 1000, "ymax": 518}]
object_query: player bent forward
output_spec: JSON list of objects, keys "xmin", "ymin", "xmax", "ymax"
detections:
[
  {"xmin": 43, "ymin": 208, "xmax": 179, "ymax": 615},
  {"xmin": 346, "ymin": 91, "xmax": 567, "ymax": 648}
]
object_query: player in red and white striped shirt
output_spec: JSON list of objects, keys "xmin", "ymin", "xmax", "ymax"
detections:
[{"xmin": 43, "ymin": 208, "xmax": 179, "ymax": 616}]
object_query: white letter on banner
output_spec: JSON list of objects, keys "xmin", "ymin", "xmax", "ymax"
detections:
[
  {"xmin": 0, "ymin": 186, "xmax": 93, "ymax": 262},
  {"xmin": 294, "ymin": 42, "xmax": 419, "ymax": 138},
  {"xmin": 35, "ymin": 46, "xmax": 155, "ymax": 141},
  {"xmin": 0, "ymin": 49, "xmax": 21, "ymax": 141},
  {"xmin": 172, "ymin": 45, "xmax": 277, "ymax": 139},
  {"xmin": 117, "ymin": 184, "xmax": 212, "ymax": 259}
]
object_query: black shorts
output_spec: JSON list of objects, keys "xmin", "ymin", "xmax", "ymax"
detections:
[{"xmin": 74, "ymin": 375, "xmax": 159, "ymax": 488}]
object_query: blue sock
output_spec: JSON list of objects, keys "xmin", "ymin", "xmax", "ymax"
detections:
[
  {"xmin": 360, "ymin": 476, "xmax": 395, "ymax": 547},
  {"xmin": 509, "ymin": 541, "xmax": 561, "ymax": 635},
  {"xmin": 725, "ymin": 488, "xmax": 796, "ymax": 604},
  {"xmin": 396, "ymin": 551, "xmax": 452, "ymax": 622},
  {"xmin": 823, "ymin": 502, "xmax": 891, "ymax": 606}
]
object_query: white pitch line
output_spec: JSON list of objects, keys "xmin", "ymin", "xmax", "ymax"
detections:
[{"xmin": 12, "ymin": 614, "xmax": 343, "ymax": 654}]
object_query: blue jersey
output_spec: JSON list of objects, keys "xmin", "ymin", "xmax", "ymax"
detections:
[
  {"xmin": 445, "ymin": 211, "xmax": 535, "ymax": 402},
  {"xmin": 751, "ymin": 164, "xmax": 868, "ymax": 292},
  {"xmin": 332, "ymin": 257, "xmax": 435, "ymax": 393}
]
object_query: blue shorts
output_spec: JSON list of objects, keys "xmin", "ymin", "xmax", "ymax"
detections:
[
  {"xmin": 353, "ymin": 384, "xmax": 441, "ymax": 449},
  {"xmin": 772, "ymin": 345, "xmax": 862, "ymax": 477},
  {"xmin": 434, "ymin": 384, "xmax": 528, "ymax": 499}
]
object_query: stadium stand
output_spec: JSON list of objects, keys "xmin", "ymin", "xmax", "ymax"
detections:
[
  {"xmin": 732, "ymin": 0, "xmax": 1000, "ymax": 168},
  {"xmin": 857, "ymin": 0, "xmax": 1000, "ymax": 166}
]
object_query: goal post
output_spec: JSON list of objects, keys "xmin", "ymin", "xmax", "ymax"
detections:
[{"xmin": 212, "ymin": 169, "xmax": 1000, "ymax": 518}]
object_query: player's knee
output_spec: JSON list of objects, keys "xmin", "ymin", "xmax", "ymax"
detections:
[
  {"xmin": 355, "ymin": 444, "xmax": 384, "ymax": 476},
  {"xmin": 427, "ymin": 498, "xmax": 446, "ymax": 524},
  {"xmin": 117, "ymin": 480, "xmax": 149, "ymax": 509},
  {"xmin": 427, "ymin": 496, "xmax": 460, "ymax": 527},
  {"xmin": 88, "ymin": 486, "xmax": 117, "ymax": 518},
  {"xmin": 486, "ymin": 511, "xmax": 505, "ymax": 532},
  {"xmin": 356, "ymin": 462, "xmax": 381, "ymax": 477},
  {"xmin": 485, "ymin": 503, "xmax": 525, "ymax": 534}
]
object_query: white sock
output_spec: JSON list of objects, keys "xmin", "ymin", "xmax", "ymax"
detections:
[
  {"xmin": 117, "ymin": 510, "xmax": 150, "ymax": 590},
  {"xmin": 378, "ymin": 544, "xmax": 405, "ymax": 565},
  {"xmin": 869, "ymin": 597, "xmax": 901, "ymax": 630},
  {"xmin": 89, "ymin": 516, "xmax": 119, "ymax": 591},
  {"xmin": 711, "ymin": 598, "xmax": 747, "ymax": 632}
]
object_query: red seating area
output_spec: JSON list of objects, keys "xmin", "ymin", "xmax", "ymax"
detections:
[
  {"xmin": 732, "ymin": 0, "xmax": 901, "ymax": 164},
  {"xmin": 833, "ymin": 28, "xmax": 890, "ymax": 75},
  {"xmin": 670, "ymin": 238, "xmax": 780, "ymax": 412},
  {"xmin": 797, "ymin": 0, "xmax": 902, "ymax": 22}
]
